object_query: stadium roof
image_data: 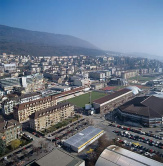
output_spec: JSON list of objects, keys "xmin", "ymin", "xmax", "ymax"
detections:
[
  {"xmin": 95, "ymin": 145, "xmax": 163, "ymax": 166},
  {"xmin": 64, "ymin": 126, "xmax": 104, "ymax": 149},
  {"xmin": 93, "ymin": 88, "xmax": 132, "ymax": 104},
  {"xmin": 119, "ymin": 96, "xmax": 163, "ymax": 118}
]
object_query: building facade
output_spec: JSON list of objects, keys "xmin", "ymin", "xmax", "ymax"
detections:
[
  {"xmin": 4, "ymin": 63, "xmax": 16, "ymax": 72},
  {"xmin": 21, "ymin": 73, "xmax": 44, "ymax": 93},
  {"xmin": 121, "ymin": 70, "xmax": 139, "ymax": 79},
  {"xmin": 93, "ymin": 89, "xmax": 133, "ymax": 114},
  {"xmin": 13, "ymin": 95, "xmax": 57, "ymax": 123},
  {"xmin": 1, "ymin": 92, "xmax": 42, "ymax": 115},
  {"xmin": 29, "ymin": 102, "xmax": 74, "ymax": 131},
  {"xmin": 2, "ymin": 98, "xmax": 19, "ymax": 115},
  {"xmin": 117, "ymin": 96, "xmax": 163, "ymax": 127},
  {"xmin": 0, "ymin": 119, "xmax": 22, "ymax": 145},
  {"xmin": 89, "ymin": 71, "xmax": 106, "ymax": 81}
]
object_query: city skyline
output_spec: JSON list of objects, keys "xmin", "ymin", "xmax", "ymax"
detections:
[{"xmin": 0, "ymin": 0, "xmax": 163, "ymax": 56}]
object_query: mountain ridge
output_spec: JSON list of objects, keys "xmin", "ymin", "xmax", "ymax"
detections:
[{"xmin": 0, "ymin": 25, "xmax": 104, "ymax": 56}]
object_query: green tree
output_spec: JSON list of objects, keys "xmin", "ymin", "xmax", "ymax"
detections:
[{"xmin": 10, "ymin": 139, "xmax": 21, "ymax": 150}]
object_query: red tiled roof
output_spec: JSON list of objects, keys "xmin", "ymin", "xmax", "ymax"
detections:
[
  {"xmin": 14, "ymin": 87, "xmax": 84, "ymax": 111},
  {"xmin": 53, "ymin": 87, "xmax": 84, "ymax": 98}
]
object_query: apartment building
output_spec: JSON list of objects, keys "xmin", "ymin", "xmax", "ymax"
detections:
[
  {"xmin": 19, "ymin": 92, "xmax": 41, "ymax": 104},
  {"xmin": 29, "ymin": 102, "xmax": 74, "ymax": 131},
  {"xmin": 2, "ymin": 92, "xmax": 42, "ymax": 115},
  {"xmin": 121, "ymin": 70, "xmax": 139, "ymax": 79},
  {"xmin": 4, "ymin": 63, "xmax": 16, "ymax": 72},
  {"xmin": 89, "ymin": 71, "xmax": 106, "ymax": 81},
  {"xmin": 0, "ymin": 119, "xmax": 22, "ymax": 145},
  {"xmin": 2, "ymin": 98, "xmax": 19, "ymax": 115},
  {"xmin": 13, "ymin": 95, "xmax": 57, "ymax": 123}
]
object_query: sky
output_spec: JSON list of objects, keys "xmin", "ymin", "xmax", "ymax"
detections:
[{"xmin": 0, "ymin": 0, "xmax": 163, "ymax": 56}]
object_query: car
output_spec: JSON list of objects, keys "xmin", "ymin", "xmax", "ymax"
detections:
[
  {"xmin": 127, "ymin": 128, "xmax": 130, "ymax": 131},
  {"xmin": 123, "ymin": 140, "xmax": 127, "ymax": 144},
  {"xmin": 138, "ymin": 149, "xmax": 143, "ymax": 153},
  {"xmin": 149, "ymin": 149, "xmax": 154, "ymax": 153},
  {"xmin": 144, "ymin": 152, "xmax": 150, "ymax": 156},
  {"xmin": 123, "ymin": 127, "xmax": 127, "ymax": 130},
  {"xmin": 119, "ymin": 140, "xmax": 123, "ymax": 143}
]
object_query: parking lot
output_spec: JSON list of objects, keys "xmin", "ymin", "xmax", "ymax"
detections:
[{"xmin": 90, "ymin": 114, "xmax": 163, "ymax": 161}]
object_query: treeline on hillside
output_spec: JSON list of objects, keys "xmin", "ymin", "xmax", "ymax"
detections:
[{"xmin": 0, "ymin": 42, "xmax": 105, "ymax": 57}]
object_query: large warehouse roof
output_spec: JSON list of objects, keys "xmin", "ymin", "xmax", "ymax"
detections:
[
  {"xmin": 64, "ymin": 126, "xmax": 104, "ymax": 149},
  {"xmin": 119, "ymin": 96, "xmax": 163, "ymax": 118},
  {"xmin": 95, "ymin": 145, "xmax": 163, "ymax": 166},
  {"xmin": 31, "ymin": 148, "xmax": 84, "ymax": 166}
]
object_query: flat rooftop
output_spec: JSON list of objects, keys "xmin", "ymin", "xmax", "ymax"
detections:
[
  {"xmin": 64, "ymin": 126, "xmax": 104, "ymax": 149},
  {"xmin": 31, "ymin": 148, "xmax": 84, "ymax": 166}
]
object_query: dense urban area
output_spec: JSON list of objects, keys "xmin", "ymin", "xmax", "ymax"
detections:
[{"xmin": 0, "ymin": 52, "xmax": 163, "ymax": 166}]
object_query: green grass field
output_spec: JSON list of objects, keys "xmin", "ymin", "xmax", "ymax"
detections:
[
  {"xmin": 128, "ymin": 75, "xmax": 155, "ymax": 82},
  {"xmin": 67, "ymin": 91, "xmax": 107, "ymax": 108}
]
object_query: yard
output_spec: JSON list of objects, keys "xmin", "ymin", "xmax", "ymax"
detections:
[{"xmin": 67, "ymin": 91, "xmax": 107, "ymax": 108}]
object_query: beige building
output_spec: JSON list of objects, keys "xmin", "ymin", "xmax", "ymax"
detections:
[
  {"xmin": 13, "ymin": 87, "xmax": 84, "ymax": 123},
  {"xmin": 29, "ymin": 102, "xmax": 74, "ymax": 131},
  {"xmin": 121, "ymin": 70, "xmax": 139, "ymax": 79},
  {"xmin": 13, "ymin": 95, "xmax": 56, "ymax": 123},
  {"xmin": 0, "ymin": 119, "xmax": 22, "ymax": 145}
]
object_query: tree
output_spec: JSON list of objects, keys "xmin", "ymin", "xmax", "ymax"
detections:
[
  {"xmin": 0, "ymin": 138, "xmax": 6, "ymax": 156},
  {"xmin": 10, "ymin": 139, "xmax": 21, "ymax": 150}
]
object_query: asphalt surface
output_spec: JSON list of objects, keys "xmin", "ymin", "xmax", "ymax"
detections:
[{"xmin": 89, "ymin": 114, "xmax": 163, "ymax": 154}]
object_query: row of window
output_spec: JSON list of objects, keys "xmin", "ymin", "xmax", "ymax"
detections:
[{"xmin": 24, "ymin": 98, "xmax": 52, "ymax": 107}]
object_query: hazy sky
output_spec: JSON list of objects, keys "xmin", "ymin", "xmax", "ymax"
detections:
[{"xmin": 0, "ymin": 0, "xmax": 163, "ymax": 56}]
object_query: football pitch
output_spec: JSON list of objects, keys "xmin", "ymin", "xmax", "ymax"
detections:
[{"xmin": 67, "ymin": 91, "xmax": 107, "ymax": 108}]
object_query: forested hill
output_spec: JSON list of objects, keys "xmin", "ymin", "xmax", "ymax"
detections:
[{"xmin": 0, "ymin": 25, "xmax": 104, "ymax": 56}]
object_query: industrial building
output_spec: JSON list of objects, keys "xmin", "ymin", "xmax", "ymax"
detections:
[
  {"xmin": 117, "ymin": 95, "xmax": 163, "ymax": 127},
  {"xmin": 31, "ymin": 148, "xmax": 85, "ymax": 166},
  {"xmin": 0, "ymin": 77, "xmax": 21, "ymax": 91},
  {"xmin": 93, "ymin": 88, "xmax": 133, "ymax": 113},
  {"xmin": 63, "ymin": 126, "xmax": 104, "ymax": 153},
  {"xmin": 95, "ymin": 145, "xmax": 163, "ymax": 166}
]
